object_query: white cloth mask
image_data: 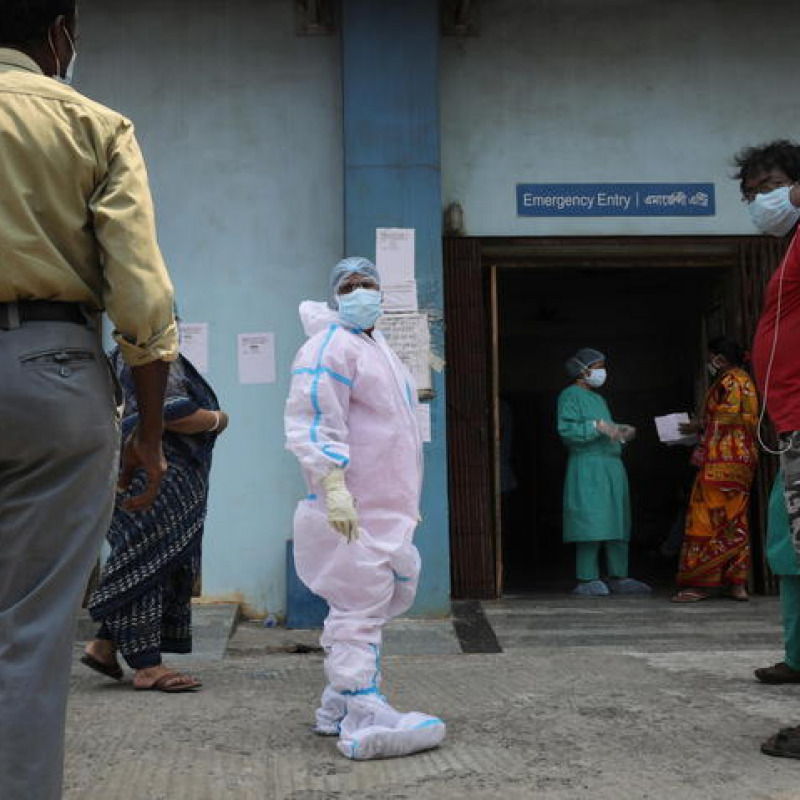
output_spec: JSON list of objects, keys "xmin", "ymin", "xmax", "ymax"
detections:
[
  {"xmin": 585, "ymin": 368, "xmax": 607, "ymax": 388},
  {"xmin": 49, "ymin": 26, "xmax": 77, "ymax": 85},
  {"xmin": 62, "ymin": 49, "xmax": 77, "ymax": 85},
  {"xmin": 748, "ymin": 186, "xmax": 800, "ymax": 237}
]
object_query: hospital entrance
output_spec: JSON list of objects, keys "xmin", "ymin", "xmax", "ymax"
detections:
[
  {"xmin": 499, "ymin": 263, "xmax": 723, "ymax": 592},
  {"xmin": 445, "ymin": 237, "xmax": 783, "ymax": 599}
]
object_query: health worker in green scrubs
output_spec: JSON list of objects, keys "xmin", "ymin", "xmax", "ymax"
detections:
[
  {"xmin": 557, "ymin": 348, "xmax": 652, "ymax": 597},
  {"xmin": 755, "ymin": 471, "xmax": 800, "ymax": 683}
]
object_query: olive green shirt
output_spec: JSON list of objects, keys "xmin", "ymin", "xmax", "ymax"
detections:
[{"xmin": 0, "ymin": 48, "xmax": 177, "ymax": 365}]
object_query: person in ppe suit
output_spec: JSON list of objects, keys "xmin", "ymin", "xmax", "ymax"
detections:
[
  {"xmin": 557, "ymin": 348, "xmax": 651, "ymax": 597},
  {"xmin": 284, "ymin": 257, "xmax": 446, "ymax": 761}
]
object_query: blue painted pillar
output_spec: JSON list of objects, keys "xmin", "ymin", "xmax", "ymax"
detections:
[{"xmin": 341, "ymin": 0, "xmax": 450, "ymax": 616}]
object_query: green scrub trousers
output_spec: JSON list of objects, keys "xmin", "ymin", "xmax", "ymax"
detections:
[
  {"xmin": 576, "ymin": 541, "xmax": 629, "ymax": 582},
  {"xmin": 767, "ymin": 472, "xmax": 800, "ymax": 670}
]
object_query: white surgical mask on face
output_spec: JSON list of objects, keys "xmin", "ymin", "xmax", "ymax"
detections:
[
  {"xmin": 748, "ymin": 186, "xmax": 800, "ymax": 237},
  {"xmin": 585, "ymin": 368, "xmax": 607, "ymax": 388},
  {"xmin": 337, "ymin": 288, "xmax": 383, "ymax": 331}
]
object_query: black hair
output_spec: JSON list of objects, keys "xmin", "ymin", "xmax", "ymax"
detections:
[
  {"xmin": 733, "ymin": 139, "xmax": 800, "ymax": 197},
  {"xmin": 0, "ymin": 0, "xmax": 75, "ymax": 45},
  {"xmin": 708, "ymin": 335, "xmax": 746, "ymax": 367}
]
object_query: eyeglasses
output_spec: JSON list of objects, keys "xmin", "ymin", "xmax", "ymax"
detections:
[{"xmin": 337, "ymin": 278, "xmax": 380, "ymax": 295}]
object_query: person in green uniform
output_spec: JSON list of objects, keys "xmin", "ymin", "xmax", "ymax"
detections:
[
  {"xmin": 755, "ymin": 471, "xmax": 800, "ymax": 683},
  {"xmin": 557, "ymin": 348, "xmax": 652, "ymax": 597}
]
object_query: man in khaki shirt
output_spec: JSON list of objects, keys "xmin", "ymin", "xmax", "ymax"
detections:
[{"xmin": 0, "ymin": 2, "xmax": 178, "ymax": 798}]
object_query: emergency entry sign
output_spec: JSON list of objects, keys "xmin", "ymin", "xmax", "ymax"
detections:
[{"xmin": 516, "ymin": 183, "xmax": 715, "ymax": 217}]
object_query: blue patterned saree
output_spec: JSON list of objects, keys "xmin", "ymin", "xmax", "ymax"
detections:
[{"xmin": 88, "ymin": 351, "xmax": 220, "ymax": 669}]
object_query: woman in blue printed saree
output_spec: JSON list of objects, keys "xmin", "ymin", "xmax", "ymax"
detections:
[{"xmin": 81, "ymin": 349, "xmax": 228, "ymax": 692}]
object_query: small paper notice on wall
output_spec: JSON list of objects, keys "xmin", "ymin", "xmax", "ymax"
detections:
[
  {"xmin": 376, "ymin": 228, "xmax": 415, "ymax": 284},
  {"xmin": 376, "ymin": 228, "xmax": 418, "ymax": 312},
  {"xmin": 238, "ymin": 332, "xmax": 276, "ymax": 385},
  {"xmin": 179, "ymin": 322, "xmax": 209, "ymax": 374},
  {"xmin": 383, "ymin": 282, "xmax": 419, "ymax": 313},
  {"xmin": 376, "ymin": 312, "xmax": 432, "ymax": 395},
  {"xmin": 416, "ymin": 403, "xmax": 432, "ymax": 443}
]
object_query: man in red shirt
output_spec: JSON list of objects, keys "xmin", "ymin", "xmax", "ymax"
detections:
[{"xmin": 735, "ymin": 140, "xmax": 800, "ymax": 759}]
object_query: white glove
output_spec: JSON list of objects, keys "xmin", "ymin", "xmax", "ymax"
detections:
[
  {"xmin": 596, "ymin": 419, "xmax": 633, "ymax": 443},
  {"xmin": 321, "ymin": 469, "xmax": 359, "ymax": 543},
  {"xmin": 596, "ymin": 419, "xmax": 619, "ymax": 440},
  {"xmin": 617, "ymin": 424, "xmax": 637, "ymax": 443}
]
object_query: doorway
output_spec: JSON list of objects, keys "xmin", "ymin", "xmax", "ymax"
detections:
[
  {"xmin": 497, "ymin": 265, "xmax": 727, "ymax": 592},
  {"xmin": 445, "ymin": 236, "xmax": 786, "ymax": 599}
]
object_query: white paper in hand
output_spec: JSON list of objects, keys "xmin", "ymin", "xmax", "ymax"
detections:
[{"xmin": 654, "ymin": 412, "xmax": 697, "ymax": 446}]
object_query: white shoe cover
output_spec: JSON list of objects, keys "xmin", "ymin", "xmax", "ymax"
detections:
[
  {"xmin": 314, "ymin": 685, "xmax": 347, "ymax": 736},
  {"xmin": 336, "ymin": 693, "xmax": 446, "ymax": 760}
]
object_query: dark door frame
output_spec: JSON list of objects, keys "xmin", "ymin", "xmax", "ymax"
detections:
[{"xmin": 445, "ymin": 235, "xmax": 786, "ymax": 599}]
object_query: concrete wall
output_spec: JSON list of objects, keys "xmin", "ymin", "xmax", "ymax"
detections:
[
  {"xmin": 441, "ymin": 0, "xmax": 799, "ymax": 236},
  {"xmin": 79, "ymin": 0, "xmax": 343, "ymax": 615}
]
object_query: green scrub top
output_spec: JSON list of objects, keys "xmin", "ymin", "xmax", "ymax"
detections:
[
  {"xmin": 767, "ymin": 471, "xmax": 800, "ymax": 577},
  {"xmin": 557, "ymin": 384, "xmax": 631, "ymax": 544}
]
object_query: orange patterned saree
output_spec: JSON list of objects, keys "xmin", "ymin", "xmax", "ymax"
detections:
[{"xmin": 677, "ymin": 368, "xmax": 759, "ymax": 588}]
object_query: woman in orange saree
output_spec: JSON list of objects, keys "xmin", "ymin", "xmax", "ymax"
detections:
[{"xmin": 671, "ymin": 337, "xmax": 759, "ymax": 603}]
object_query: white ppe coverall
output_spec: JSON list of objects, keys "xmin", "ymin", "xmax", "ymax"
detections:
[{"xmin": 285, "ymin": 301, "xmax": 423, "ymax": 693}]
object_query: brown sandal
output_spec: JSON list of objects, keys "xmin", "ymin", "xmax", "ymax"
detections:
[
  {"xmin": 134, "ymin": 671, "xmax": 202, "ymax": 693},
  {"xmin": 80, "ymin": 653, "xmax": 124, "ymax": 681}
]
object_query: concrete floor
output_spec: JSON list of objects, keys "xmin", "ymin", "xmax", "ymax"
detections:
[{"xmin": 65, "ymin": 594, "xmax": 800, "ymax": 799}]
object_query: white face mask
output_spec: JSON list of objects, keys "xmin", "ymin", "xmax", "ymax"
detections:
[
  {"xmin": 585, "ymin": 368, "xmax": 607, "ymax": 388},
  {"xmin": 49, "ymin": 25, "xmax": 77, "ymax": 86},
  {"xmin": 337, "ymin": 288, "xmax": 383, "ymax": 331},
  {"xmin": 748, "ymin": 186, "xmax": 800, "ymax": 237}
]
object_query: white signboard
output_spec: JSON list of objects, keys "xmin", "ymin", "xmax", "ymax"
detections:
[
  {"xmin": 377, "ymin": 312, "xmax": 431, "ymax": 395},
  {"xmin": 238, "ymin": 332, "xmax": 276, "ymax": 385},
  {"xmin": 179, "ymin": 322, "xmax": 209, "ymax": 374}
]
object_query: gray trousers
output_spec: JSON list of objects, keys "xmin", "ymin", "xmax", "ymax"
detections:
[
  {"xmin": 0, "ymin": 319, "xmax": 119, "ymax": 800},
  {"xmin": 781, "ymin": 432, "xmax": 800, "ymax": 563}
]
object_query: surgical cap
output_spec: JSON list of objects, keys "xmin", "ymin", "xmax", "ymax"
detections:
[
  {"xmin": 565, "ymin": 347, "xmax": 605, "ymax": 378},
  {"xmin": 328, "ymin": 257, "xmax": 381, "ymax": 310}
]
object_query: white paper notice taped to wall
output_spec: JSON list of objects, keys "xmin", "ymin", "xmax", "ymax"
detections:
[
  {"xmin": 376, "ymin": 228, "xmax": 418, "ymax": 312},
  {"xmin": 179, "ymin": 322, "xmax": 209, "ymax": 374},
  {"xmin": 377, "ymin": 312, "xmax": 432, "ymax": 395},
  {"xmin": 383, "ymin": 281, "xmax": 419, "ymax": 312},
  {"xmin": 238, "ymin": 332, "xmax": 276, "ymax": 385},
  {"xmin": 416, "ymin": 403, "xmax": 432, "ymax": 443},
  {"xmin": 376, "ymin": 228, "xmax": 415, "ymax": 284}
]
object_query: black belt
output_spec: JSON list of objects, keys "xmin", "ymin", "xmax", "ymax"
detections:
[{"xmin": 0, "ymin": 301, "xmax": 88, "ymax": 330}]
